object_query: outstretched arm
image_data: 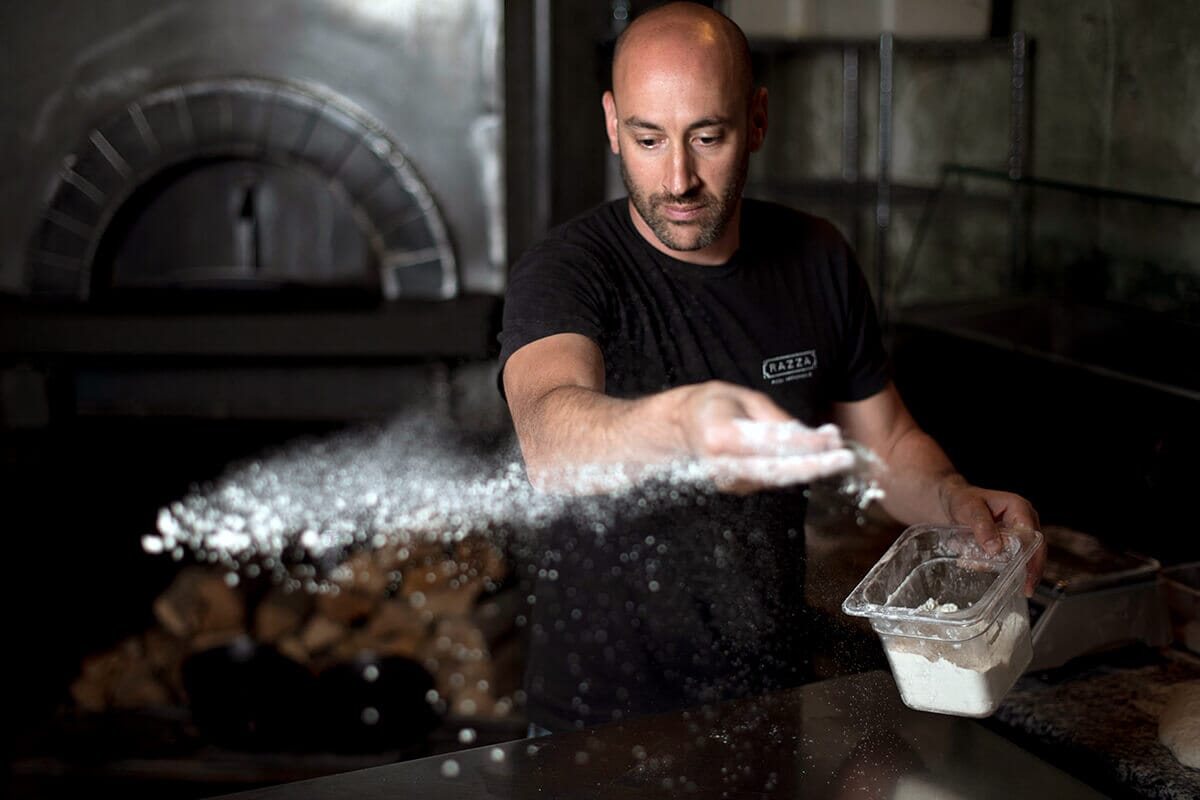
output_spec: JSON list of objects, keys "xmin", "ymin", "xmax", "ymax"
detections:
[
  {"xmin": 834, "ymin": 382, "xmax": 1045, "ymax": 595},
  {"xmin": 503, "ymin": 333, "xmax": 856, "ymax": 494}
]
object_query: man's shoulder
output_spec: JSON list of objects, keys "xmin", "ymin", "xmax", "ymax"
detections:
[
  {"xmin": 514, "ymin": 200, "xmax": 636, "ymax": 278},
  {"xmin": 506, "ymin": 200, "xmax": 633, "ymax": 296},
  {"xmin": 543, "ymin": 199, "xmax": 629, "ymax": 246}
]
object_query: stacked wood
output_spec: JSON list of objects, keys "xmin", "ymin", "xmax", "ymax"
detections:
[
  {"xmin": 152, "ymin": 567, "xmax": 246, "ymax": 649},
  {"xmin": 70, "ymin": 534, "xmax": 524, "ymax": 731},
  {"xmin": 71, "ymin": 632, "xmax": 179, "ymax": 712}
]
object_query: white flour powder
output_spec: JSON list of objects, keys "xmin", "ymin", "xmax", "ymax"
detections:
[
  {"xmin": 142, "ymin": 413, "xmax": 886, "ymax": 586},
  {"xmin": 884, "ymin": 610, "xmax": 1032, "ymax": 717}
]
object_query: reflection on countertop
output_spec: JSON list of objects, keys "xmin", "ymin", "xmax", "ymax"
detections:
[{"xmin": 212, "ymin": 669, "xmax": 1107, "ymax": 800}]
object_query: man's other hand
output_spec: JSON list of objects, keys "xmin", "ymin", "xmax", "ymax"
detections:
[{"xmin": 939, "ymin": 477, "xmax": 1045, "ymax": 597}]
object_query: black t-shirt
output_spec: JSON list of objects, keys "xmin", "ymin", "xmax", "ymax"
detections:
[
  {"xmin": 499, "ymin": 198, "xmax": 888, "ymax": 419},
  {"xmin": 498, "ymin": 198, "xmax": 890, "ymax": 730}
]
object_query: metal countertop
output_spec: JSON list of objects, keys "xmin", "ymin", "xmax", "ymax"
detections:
[{"xmin": 212, "ymin": 669, "xmax": 1107, "ymax": 800}]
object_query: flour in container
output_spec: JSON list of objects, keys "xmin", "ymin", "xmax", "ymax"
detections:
[{"xmin": 883, "ymin": 607, "xmax": 1031, "ymax": 717}]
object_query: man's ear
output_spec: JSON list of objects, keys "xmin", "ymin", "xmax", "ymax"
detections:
[
  {"xmin": 602, "ymin": 91, "xmax": 620, "ymax": 155},
  {"xmin": 748, "ymin": 87, "xmax": 768, "ymax": 152}
]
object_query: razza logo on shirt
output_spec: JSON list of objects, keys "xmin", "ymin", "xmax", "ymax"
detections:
[{"xmin": 762, "ymin": 349, "xmax": 817, "ymax": 383}]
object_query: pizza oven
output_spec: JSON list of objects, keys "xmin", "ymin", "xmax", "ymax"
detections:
[
  {"xmin": 0, "ymin": 0, "xmax": 522, "ymax": 432},
  {"xmin": 1, "ymin": 2, "xmax": 528, "ymax": 794},
  {"xmin": 3, "ymin": 0, "xmax": 505, "ymax": 306}
]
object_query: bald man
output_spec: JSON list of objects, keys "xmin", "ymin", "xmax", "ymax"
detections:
[{"xmin": 499, "ymin": 2, "xmax": 1042, "ymax": 733}]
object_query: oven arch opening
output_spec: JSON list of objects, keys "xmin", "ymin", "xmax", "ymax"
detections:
[
  {"xmin": 29, "ymin": 78, "xmax": 457, "ymax": 305},
  {"xmin": 90, "ymin": 155, "xmax": 376, "ymax": 308}
]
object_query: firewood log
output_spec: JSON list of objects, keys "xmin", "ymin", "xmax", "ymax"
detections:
[
  {"xmin": 70, "ymin": 633, "xmax": 177, "ymax": 712},
  {"xmin": 71, "ymin": 643, "xmax": 130, "ymax": 712},
  {"xmin": 275, "ymin": 634, "xmax": 311, "ymax": 667},
  {"xmin": 299, "ymin": 614, "xmax": 346, "ymax": 655},
  {"xmin": 315, "ymin": 585, "xmax": 377, "ymax": 625},
  {"xmin": 329, "ymin": 549, "xmax": 391, "ymax": 596},
  {"xmin": 152, "ymin": 566, "xmax": 244, "ymax": 640},
  {"xmin": 111, "ymin": 658, "xmax": 171, "ymax": 709},
  {"xmin": 190, "ymin": 627, "xmax": 247, "ymax": 653},
  {"xmin": 253, "ymin": 586, "xmax": 314, "ymax": 643},
  {"xmin": 142, "ymin": 625, "xmax": 187, "ymax": 699}
]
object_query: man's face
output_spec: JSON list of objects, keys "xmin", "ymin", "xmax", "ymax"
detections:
[
  {"xmin": 618, "ymin": 138, "xmax": 748, "ymax": 254},
  {"xmin": 603, "ymin": 35, "xmax": 766, "ymax": 263}
]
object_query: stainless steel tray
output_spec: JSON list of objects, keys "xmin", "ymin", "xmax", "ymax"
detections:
[
  {"xmin": 1028, "ymin": 526, "xmax": 1170, "ymax": 672},
  {"xmin": 1038, "ymin": 525, "xmax": 1160, "ymax": 596}
]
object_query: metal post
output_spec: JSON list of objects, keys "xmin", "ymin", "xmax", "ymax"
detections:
[
  {"xmin": 1009, "ymin": 31, "xmax": 1031, "ymax": 292},
  {"xmin": 532, "ymin": 0, "xmax": 552, "ymax": 239},
  {"xmin": 842, "ymin": 44, "xmax": 861, "ymax": 250},
  {"xmin": 876, "ymin": 33, "xmax": 894, "ymax": 321},
  {"xmin": 1008, "ymin": 31, "xmax": 1028, "ymax": 180},
  {"xmin": 605, "ymin": 0, "xmax": 631, "ymax": 200},
  {"xmin": 842, "ymin": 45, "xmax": 860, "ymax": 184}
]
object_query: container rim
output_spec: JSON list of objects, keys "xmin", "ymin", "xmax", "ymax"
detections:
[{"xmin": 841, "ymin": 524, "xmax": 1043, "ymax": 634}]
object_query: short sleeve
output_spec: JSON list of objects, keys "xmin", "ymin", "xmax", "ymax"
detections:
[{"xmin": 496, "ymin": 238, "xmax": 611, "ymax": 394}]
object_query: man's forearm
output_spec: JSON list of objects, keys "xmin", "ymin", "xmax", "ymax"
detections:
[
  {"xmin": 514, "ymin": 383, "xmax": 692, "ymax": 492},
  {"xmin": 873, "ymin": 427, "xmax": 961, "ymax": 525}
]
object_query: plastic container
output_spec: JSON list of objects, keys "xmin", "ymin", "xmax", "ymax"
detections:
[{"xmin": 842, "ymin": 524, "xmax": 1043, "ymax": 717}]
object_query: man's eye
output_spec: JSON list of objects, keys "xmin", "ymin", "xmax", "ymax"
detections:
[
  {"xmin": 636, "ymin": 137, "xmax": 658, "ymax": 148},
  {"xmin": 696, "ymin": 134, "xmax": 722, "ymax": 146}
]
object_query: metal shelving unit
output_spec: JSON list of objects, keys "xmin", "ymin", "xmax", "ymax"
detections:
[{"xmin": 745, "ymin": 33, "xmax": 1034, "ymax": 320}]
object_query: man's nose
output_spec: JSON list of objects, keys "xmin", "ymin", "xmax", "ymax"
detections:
[{"xmin": 664, "ymin": 144, "xmax": 699, "ymax": 197}]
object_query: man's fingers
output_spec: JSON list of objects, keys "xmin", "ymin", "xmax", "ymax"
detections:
[
  {"xmin": 705, "ymin": 448, "xmax": 856, "ymax": 489},
  {"xmin": 957, "ymin": 501, "xmax": 1002, "ymax": 555},
  {"xmin": 726, "ymin": 419, "xmax": 844, "ymax": 457}
]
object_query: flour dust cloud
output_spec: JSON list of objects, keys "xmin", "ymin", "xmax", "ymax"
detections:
[{"xmin": 143, "ymin": 412, "xmax": 884, "ymax": 585}]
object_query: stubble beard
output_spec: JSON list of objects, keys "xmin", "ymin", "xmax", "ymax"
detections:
[{"xmin": 620, "ymin": 148, "xmax": 749, "ymax": 254}]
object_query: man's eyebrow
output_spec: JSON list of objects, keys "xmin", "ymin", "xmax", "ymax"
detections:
[
  {"xmin": 621, "ymin": 116, "xmax": 730, "ymax": 131},
  {"xmin": 622, "ymin": 116, "xmax": 664, "ymax": 131}
]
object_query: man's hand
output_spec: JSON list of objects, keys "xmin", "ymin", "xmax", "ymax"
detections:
[
  {"xmin": 675, "ymin": 381, "xmax": 856, "ymax": 493},
  {"xmin": 938, "ymin": 475, "xmax": 1045, "ymax": 597}
]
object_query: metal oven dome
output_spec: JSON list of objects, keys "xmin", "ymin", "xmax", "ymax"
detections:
[{"xmin": 30, "ymin": 78, "xmax": 457, "ymax": 302}]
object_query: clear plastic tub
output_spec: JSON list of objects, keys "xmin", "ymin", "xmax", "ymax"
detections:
[{"xmin": 842, "ymin": 524, "xmax": 1043, "ymax": 717}]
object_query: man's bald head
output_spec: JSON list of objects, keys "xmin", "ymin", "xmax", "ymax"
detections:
[
  {"xmin": 611, "ymin": 2, "xmax": 754, "ymax": 109},
  {"xmin": 601, "ymin": 2, "xmax": 766, "ymax": 262}
]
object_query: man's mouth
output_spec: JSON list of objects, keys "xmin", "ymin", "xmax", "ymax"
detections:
[{"xmin": 658, "ymin": 202, "xmax": 706, "ymax": 222}]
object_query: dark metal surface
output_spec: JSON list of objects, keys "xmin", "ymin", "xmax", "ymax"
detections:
[
  {"xmin": 0, "ymin": 295, "xmax": 499, "ymax": 359},
  {"xmin": 1038, "ymin": 525, "xmax": 1161, "ymax": 596},
  {"xmin": 211, "ymin": 670, "xmax": 1107, "ymax": 799},
  {"xmin": 0, "ymin": 295, "xmax": 502, "ymax": 420}
]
